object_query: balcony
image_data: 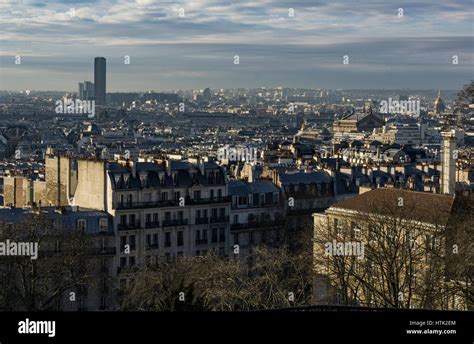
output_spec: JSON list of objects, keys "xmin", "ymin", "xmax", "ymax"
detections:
[
  {"xmin": 231, "ymin": 219, "xmax": 286, "ymax": 231},
  {"xmin": 145, "ymin": 221, "xmax": 160, "ymax": 229},
  {"xmin": 231, "ymin": 201, "xmax": 281, "ymax": 210},
  {"xmin": 187, "ymin": 196, "xmax": 231, "ymax": 206},
  {"xmin": 195, "ymin": 239, "xmax": 208, "ymax": 245},
  {"xmin": 94, "ymin": 247, "xmax": 117, "ymax": 255},
  {"xmin": 195, "ymin": 217, "xmax": 209, "ymax": 225},
  {"xmin": 117, "ymin": 265, "xmax": 139, "ymax": 274},
  {"xmin": 162, "ymin": 219, "xmax": 188, "ymax": 227},
  {"xmin": 117, "ymin": 222, "xmax": 141, "ymax": 231},
  {"xmin": 115, "ymin": 196, "xmax": 231, "ymax": 210},
  {"xmin": 210, "ymin": 215, "xmax": 229, "ymax": 224},
  {"xmin": 146, "ymin": 243, "xmax": 159, "ymax": 250},
  {"xmin": 115, "ymin": 200, "xmax": 180, "ymax": 210}
]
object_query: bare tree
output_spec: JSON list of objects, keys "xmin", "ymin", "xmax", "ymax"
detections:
[
  {"xmin": 313, "ymin": 190, "xmax": 459, "ymax": 309},
  {"xmin": 121, "ymin": 246, "xmax": 314, "ymax": 311},
  {"xmin": 0, "ymin": 212, "xmax": 96, "ymax": 311}
]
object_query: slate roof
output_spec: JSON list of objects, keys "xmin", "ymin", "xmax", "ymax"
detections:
[
  {"xmin": 108, "ymin": 161, "xmax": 226, "ymax": 190},
  {"xmin": 280, "ymin": 170, "xmax": 332, "ymax": 185},
  {"xmin": 330, "ymin": 188, "xmax": 454, "ymax": 227},
  {"xmin": 229, "ymin": 180, "xmax": 279, "ymax": 195}
]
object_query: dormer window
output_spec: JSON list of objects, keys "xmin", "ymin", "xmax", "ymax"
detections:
[
  {"xmin": 99, "ymin": 218, "xmax": 108, "ymax": 233},
  {"xmin": 77, "ymin": 219, "xmax": 86, "ymax": 232},
  {"xmin": 139, "ymin": 172, "xmax": 148, "ymax": 187}
]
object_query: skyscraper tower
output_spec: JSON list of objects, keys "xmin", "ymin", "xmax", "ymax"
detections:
[
  {"xmin": 78, "ymin": 82, "xmax": 84, "ymax": 100},
  {"xmin": 94, "ymin": 57, "xmax": 106, "ymax": 105}
]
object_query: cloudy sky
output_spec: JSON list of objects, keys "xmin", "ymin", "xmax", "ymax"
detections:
[{"xmin": 0, "ymin": 0, "xmax": 472, "ymax": 91}]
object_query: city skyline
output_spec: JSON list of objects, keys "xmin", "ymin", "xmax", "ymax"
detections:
[{"xmin": 1, "ymin": 0, "xmax": 473, "ymax": 91}]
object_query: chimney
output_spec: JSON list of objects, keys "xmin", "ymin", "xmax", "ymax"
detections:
[
  {"xmin": 440, "ymin": 130, "xmax": 457, "ymax": 195},
  {"xmin": 198, "ymin": 158, "xmax": 205, "ymax": 175}
]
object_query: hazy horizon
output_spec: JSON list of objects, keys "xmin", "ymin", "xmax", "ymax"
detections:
[{"xmin": 1, "ymin": 0, "xmax": 473, "ymax": 91}]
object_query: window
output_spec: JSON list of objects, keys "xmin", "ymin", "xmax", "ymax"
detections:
[
  {"xmin": 120, "ymin": 236, "xmax": 127, "ymax": 250},
  {"xmin": 165, "ymin": 232, "xmax": 171, "ymax": 247},
  {"xmin": 153, "ymin": 233, "xmax": 158, "ymax": 246},
  {"xmin": 217, "ymin": 189, "xmax": 222, "ymax": 199},
  {"xmin": 253, "ymin": 193, "xmax": 259, "ymax": 206},
  {"xmin": 145, "ymin": 214, "xmax": 151, "ymax": 224},
  {"xmin": 210, "ymin": 189, "xmax": 215, "ymax": 199},
  {"xmin": 334, "ymin": 219, "xmax": 343, "ymax": 236},
  {"xmin": 353, "ymin": 227, "xmax": 361, "ymax": 240},
  {"xmin": 165, "ymin": 212, "xmax": 171, "ymax": 221},
  {"xmin": 153, "ymin": 213, "xmax": 158, "ymax": 223},
  {"xmin": 219, "ymin": 227, "xmax": 225, "ymax": 242},
  {"xmin": 353, "ymin": 260, "xmax": 360, "ymax": 273},
  {"xmin": 129, "ymin": 235, "xmax": 136, "ymax": 250},
  {"xmin": 100, "ymin": 296, "xmax": 106, "ymax": 311},
  {"xmin": 129, "ymin": 256, "xmax": 135, "ymax": 266},
  {"xmin": 127, "ymin": 194, "xmax": 132, "ymax": 204},
  {"xmin": 99, "ymin": 218, "xmax": 108, "ymax": 233},
  {"xmin": 120, "ymin": 215, "xmax": 127, "ymax": 225},
  {"xmin": 233, "ymin": 215, "xmax": 238, "ymax": 224},
  {"xmin": 53, "ymin": 220, "xmax": 61, "ymax": 230},
  {"xmin": 146, "ymin": 234, "xmax": 151, "ymax": 246},
  {"xmin": 211, "ymin": 228, "xmax": 218, "ymax": 243},
  {"xmin": 120, "ymin": 257, "xmax": 126, "ymax": 267},
  {"xmin": 161, "ymin": 192, "xmax": 168, "ymax": 201},
  {"xmin": 129, "ymin": 214, "xmax": 136, "ymax": 226},
  {"xmin": 219, "ymin": 208, "xmax": 225, "ymax": 217},
  {"xmin": 175, "ymin": 191, "xmax": 180, "ymax": 201},
  {"xmin": 77, "ymin": 219, "xmax": 86, "ymax": 232},
  {"xmin": 202, "ymin": 229, "xmax": 208, "ymax": 243},
  {"xmin": 54, "ymin": 240, "xmax": 61, "ymax": 254},
  {"xmin": 194, "ymin": 190, "xmax": 201, "ymax": 199},
  {"xmin": 177, "ymin": 231, "xmax": 184, "ymax": 246}
]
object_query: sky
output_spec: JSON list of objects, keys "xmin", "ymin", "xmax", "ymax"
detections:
[{"xmin": 0, "ymin": 0, "xmax": 473, "ymax": 91}]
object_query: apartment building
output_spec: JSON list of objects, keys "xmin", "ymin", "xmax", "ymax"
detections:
[
  {"xmin": 312, "ymin": 188, "xmax": 471, "ymax": 310},
  {"xmin": 0, "ymin": 206, "xmax": 115, "ymax": 311},
  {"xmin": 229, "ymin": 180, "xmax": 285, "ymax": 257},
  {"xmin": 101, "ymin": 159, "xmax": 231, "ymax": 281}
]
